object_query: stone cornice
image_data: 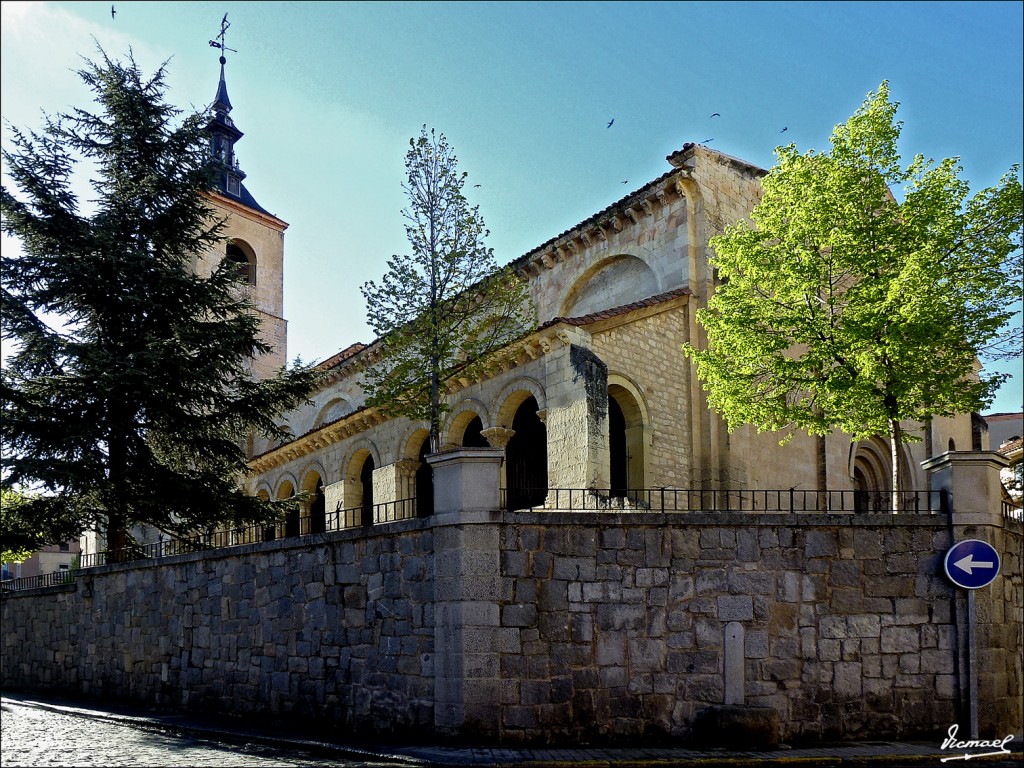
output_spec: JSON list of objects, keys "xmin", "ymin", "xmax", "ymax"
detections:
[
  {"xmin": 510, "ymin": 170, "xmax": 687, "ymax": 280},
  {"xmin": 205, "ymin": 191, "xmax": 289, "ymax": 232}
]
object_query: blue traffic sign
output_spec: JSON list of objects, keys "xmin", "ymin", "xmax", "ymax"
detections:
[{"xmin": 944, "ymin": 539, "xmax": 1001, "ymax": 589}]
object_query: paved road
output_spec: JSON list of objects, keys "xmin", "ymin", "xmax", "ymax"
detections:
[
  {"xmin": 3, "ymin": 691, "xmax": 1022, "ymax": 768},
  {"xmin": 0, "ymin": 695, "xmax": 404, "ymax": 768}
]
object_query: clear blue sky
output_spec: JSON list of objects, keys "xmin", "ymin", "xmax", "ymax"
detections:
[{"xmin": 2, "ymin": 1, "xmax": 1022, "ymax": 413}]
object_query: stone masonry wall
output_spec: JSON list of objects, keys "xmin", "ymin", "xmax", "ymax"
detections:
[
  {"xmin": 493, "ymin": 511, "xmax": 1022, "ymax": 744},
  {"xmin": 3, "ymin": 510, "xmax": 1021, "ymax": 745},
  {"xmin": 2, "ymin": 519, "xmax": 437, "ymax": 739}
]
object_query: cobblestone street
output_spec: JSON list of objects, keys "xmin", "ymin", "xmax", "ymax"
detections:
[{"xmin": 0, "ymin": 695, "xmax": 403, "ymax": 768}]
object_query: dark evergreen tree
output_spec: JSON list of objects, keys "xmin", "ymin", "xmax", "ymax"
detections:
[{"xmin": 1, "ymin": 52, "xmax": 320, "ymax": 554}]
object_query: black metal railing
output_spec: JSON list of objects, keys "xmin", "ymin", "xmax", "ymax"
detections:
[
  {"xmin": 500, "ymin": 487, "xmax": 947, "ymax": 515},
  {"xmin": 0, "ymin": 569, "xmax": 76, "ymax": 592},
  {"xmin": 1003, "ymin": 500, "xmax": 1024, "ymax": 522},
  {"xmin": 75, "ymin": 498, "xmax": 419, "ymax": 571}
]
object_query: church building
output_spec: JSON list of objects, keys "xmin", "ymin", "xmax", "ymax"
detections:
[{"xmin": 216, "ymin": 76, "xmax": 974, "ymax": 530}]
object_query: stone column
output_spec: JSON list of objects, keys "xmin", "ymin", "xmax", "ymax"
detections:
[
  {"xmin": 543, "ymin": 335, "xmax": 610, "ymax": 490},
  {"xmin": 427, "ymin": 448, "xmax": 504, "ymax": 737},
  {"xmin": 371, "ymin": 459, "xmax": 420, "ymax": 522},
  {"xmin": 921, "ymin": 449, "xmax": 1021, "ymax": 737},
  {"xmin": 481, "ymin": 428, "xmax": 514, "ymax": 496}
]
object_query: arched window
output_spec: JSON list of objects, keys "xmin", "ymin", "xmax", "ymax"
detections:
[{"xmin": 225, "ymin": 241, "xmax": 256, "ymax": 285}]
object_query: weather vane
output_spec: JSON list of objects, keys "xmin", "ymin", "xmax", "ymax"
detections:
[{"xmin": 208, "ymin": 13, "xmax": 237, "ymax": 63}]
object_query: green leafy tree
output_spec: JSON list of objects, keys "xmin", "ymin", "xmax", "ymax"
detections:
[
  {"xmin": 361, "ymin": 126, "xmax": 535, "ymax": 452},
  {"xmin": 683, "ymin": 82, "xmax": 1023, "ymax": 505},
  {"xmin": 0, "ymin": 489, "xmax": 51, "ymax": 565},
  {"xmin": 1, "ymin": 52, "xmax": 321, "ymax": 555}
]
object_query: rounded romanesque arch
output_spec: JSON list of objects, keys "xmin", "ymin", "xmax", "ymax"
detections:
[
  {"xmin": 850, "ymin": 437, "xmax": 912, "ymax": 511},
  {"xmin": 402, "ymin": 427, "xmax": 434, "ymax": 519},
  {"xmin": 343, "ymin": 439, "xmax": 380, "ymax": 527},
  {"xmin": 504, "ymin": 395, "xmax": 548, "ymax": 510},
  {"xmin": 275, "ymin": 475, "xmax": 299, "ymax": 538},
  {"xmin": 313, "ymin": 397, "xmax": 354, "ymax": 429},
  {"xmin": 492, "ymin": 377, "xmax": 547, "ymax": 429},
  {"xmin": 558, "ymin": 253, "xmax": 659, "ymax": 318},
  {"xmin": 301, "ymin": 465, "xmax": 327, "ymax": 534},
  {"xmin": 342, "ymin": 439, "xmax": 382, "ymax": 478},
  {"xmin": 607, "ymin": 374, "xmax": 650, "ymax": 497},
  {"xmin": 225, "ymin": 238, "xmax": 257, "ymax": 286},
  {"xmin": 444, "ymin": 399, "xmax": 491, "ymax": 448}
]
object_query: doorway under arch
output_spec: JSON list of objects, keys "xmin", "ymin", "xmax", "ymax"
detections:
[
  {"xmin": 303, "ymin": 471, "xmax": 326, "ymax": 534},
  {"xmin": 416, "ymin": 436, "xmax": 434, "ymax": 518},
  {"xmin": 277, "ymin": 479, "xmax": 298, "ymax": 538},
  {"xmin": 505, "ymin": 396, "xmax": 548, "ymax": 509},
  {"xmin": 608, "ymin": 383, "xmax": 646, "ymax": 498}
]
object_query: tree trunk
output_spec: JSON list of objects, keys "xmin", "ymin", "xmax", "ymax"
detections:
[
  {"xmin": 888, "ymin": 416, "xmax": 904, "ymax": 513},
  {"xmin": 816, "ymin": 434, "xmax": 827, "ymax": 501}
]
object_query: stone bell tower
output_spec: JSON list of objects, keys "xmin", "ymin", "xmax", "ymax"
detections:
[{"xmin": 201, "ymin": 16, "xmax": 288, "ymax": 380}]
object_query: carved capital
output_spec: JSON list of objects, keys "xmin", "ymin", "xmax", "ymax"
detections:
[
  {"xmin": 395, "ymin": 458, "xmax": 421, "ymax": 479},
  {"xmin": 481, "ymin": 426, "xmax": 516, "ymax": 449},
  {"xmin": 536, "ymin": 408, "xmax": 548, "ymax": 425}
]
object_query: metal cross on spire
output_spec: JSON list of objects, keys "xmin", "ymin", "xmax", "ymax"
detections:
[{"xmin": 208, "ymin": 13, "xmax": 237, "ymax": 63}]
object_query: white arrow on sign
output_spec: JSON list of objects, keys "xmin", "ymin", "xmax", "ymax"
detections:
[{"xmin": 953, "ymin": 554, "xmax": 996, "ymax": 575}]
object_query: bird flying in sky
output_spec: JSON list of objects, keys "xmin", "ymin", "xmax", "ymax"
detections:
[
  {"xmin": 607, "ymin": 119, "xmax": 614, "ymax": 128},
  {"xmin": 710, "ymin": 112, "xmax": 720, "ymax": 118},
  {"xmin": 781, "ymin": 127, "xmax": 788, "ymax": 133},
  {"xmin": 703, "ymin": 138, "xmax": 714, "ymax": 143},
  {"xmin": 111, "ymin": 5, "xmax": 116, "ymax": 18}
]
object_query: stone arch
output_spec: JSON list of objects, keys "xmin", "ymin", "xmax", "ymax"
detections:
[
  {"xmin": 558, "ymin": 253, "xmax": 660, "ymax": 318},
  {"xmin": 343, "ymin": 439, "xmax": 382, "ymax": 480},
  {"xmin": 275, "ymin": 475, "xmax": 300, "ymax": 538},
  {"xmin": 313, "ymin": 397, "xmax": 353, "ymax": 429},
  {"xmin": 607, "ymin": 374, "xmax": 650, "ymax": 496},
  {"xmin": 255, "ymin": 487, "xmax": 273, "ymax": 542},
  {"xmin": 492, "ymin": 377, "xmax": 547, "ymax": 429},
  {"xmin": 274, "ymin": 474, "xmax": 298, "ymax": 499},
  {"xmin": 225, "ymin": 238, "xmax": 257, "ymax": 286},
  {"xmin": 850, "ymin": 437, "xmax": 911, "ymax": 511},
  {"xmin": 402, "ymin": 427, "xmax": 434, "ymax": 518},
  {"xmin": 444, "ymin": 399, "xmax": 491, "ymax": 447},
  {"xmin": 343, "ymin": 439, "xmax": 380, "ymax": 527},
  {"xmin": 300, "ymin": 464, "xmax": 327, "ymax": 534},
  {"xmin": 505, "ymin": 395, "xmax": 548, "ymax": 510}
]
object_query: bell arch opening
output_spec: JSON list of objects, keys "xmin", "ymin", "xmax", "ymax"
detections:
[{"xmin": 225, "ymin": 240, "xmax": 257, "ymax": 285}]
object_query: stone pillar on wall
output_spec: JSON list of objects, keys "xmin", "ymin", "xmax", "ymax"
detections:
[
  {"xmin": 921, "ymin": 450, "xmax": 1009, "ymax": 525},
  {"xmin": 543, "ymin": 331, "xmax": 610, "ymax": 491},
  {"xmin": 427, "ymin": 448, "xmax": 504, "ymax": 737},
  {"xmin": 921, "ymin": 449, "xmax": 1022, "ymax": 737}
]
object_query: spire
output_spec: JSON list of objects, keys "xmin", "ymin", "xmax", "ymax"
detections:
[
  {"xmin": 205, "ymin": 14, "xmax": 270, "ymax": 214},
  {"xmin": 214, "ymin": 59, "xmax": 232, "ymax": 113}
]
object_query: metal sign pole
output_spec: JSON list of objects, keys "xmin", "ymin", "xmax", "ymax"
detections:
[{"xmin": 967, "ymin": 588, "xmax": 978, "ymax": 740}]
